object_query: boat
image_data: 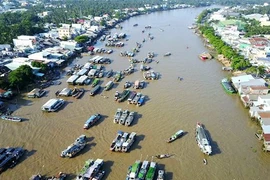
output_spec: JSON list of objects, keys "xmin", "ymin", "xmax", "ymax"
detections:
[
  {"xmin": 77, "ymin": 159, "xmax": 94, "ymax": 177},
  {"xmin": 145, "ymin": 162, "xmax": 157, "ymax": 180},
  {"xmin": 138, "ymin": 160, "xmax": 150, "ymax": 180},
  {"xmin": 133, "ymin": 24, "xmax": 138, "ymax": 27},
  {"xmin": 106, "ymin": 69, "xmax": 113, "ymax": 78},
  {"xmin": 0, "ymin": 147, "xmax": 25, "ymax": 173},
  {"xmin": 125, "ymin": 111, "xmax": 135, "ymax": 126},
  {"xmin": 46, "ymin": 172, "xmax": 67, "ymax": 180},
  {"xmin": 195, "ymin": 122, "xmax": 212, "ymax": 155},
  {"xmin": 84, "ymin": 114, "xmax": 101, "ymax": 129},
  {"xmin": 110, "ymin": 131, "xmax": 123, "ymax": 151},
  {"xmin": 221, "ymin": 78, "xmax": 236, "ymax": 94},
  {"xmin": 164, "ymin": 52, "xmax": 171, "ymax": 57},
  {"xmin": 143, "ymin": 71, "xmax": 158, "ymax": 80},
  {"xmin": 90, "ymin": 85, "xmax": 100, "ymax": 96},
  {"xmin": 124, "ymin": 81, "xmax": 132, "ymax": 89},
  {"xmin": 78, "ymin": 159, "xmax": 104, "ymax": 180},
  {"xmin": 92, "ymin": 170, "xmax": 105, "ymax": 180},
  {"xmin": 113, "ymin": 71, "xmax": 122, "ymax": 82},
  {"xmin": 203, "ymin": 158, "xmax": 207, "ymax": 165},
  {"xmin": 129, "ymin": 160, "xmax": 141, "ymax": 180},
  {"xmin": 155, "ymin": 154, "xmax": 174, "ymax": 159},
  {"xmin": 137, "ymin": 95, "xmax": 145, "ymax": 106},
  {"xmin": 60, "ymin": 135, "xmax": 86, "ymax": 158},
  {"xmin": 126, "ymin": 166, "xmax": 132, "ymax": 180},
  {"xmin": 157, "ymin": 170, "xmax": 165, "ymax": 180},
  {"xmin": 128, "ymin": 91, "xmax": 137, "ymax": 104},
  {"xmin": 114, "ymin": 108, "xmax": 122, "ymax": 123},
  {"xmin": 117, "ymin": 89, "xmax": 130, "ymax": 102},
  {"xmin": 115, "ymin": 132, "xmax": 129, "ymax": 152},
  {"xmin": 0, "ymin": 115, "xmax": 22, "ymax": 122},
  {"xmin": 122, "ymin": 132, "xmax": 136, "ymax": 152},
  {"xmin": 104, "ymin": 81, "xmax": 114, "ymax": 91},
  {"xmin": 119, "ymin": 110, "xmax": 129, "ymax": 125},
  {"xmin": 92, "ymin": 78, "xmax": 100, "ymax": 87},
  {"xmin": 132, "ymin": 93, "xmax": 141, "ymax": 105},
  {"xmin": 133, "ymin": 80, "xmax": 144, "ymax": 89},
  {"xmin": 167, "ymin": 130, "xmax": 184, "ymax": 143},
  {"xmin": 73, "ymin": 88, "xmax": 85, "ymax": 99}
]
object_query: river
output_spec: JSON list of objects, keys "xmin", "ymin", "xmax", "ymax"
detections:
[{"xmin": 1, "ymin": 6, "xmax": 270, "ymax": 180}]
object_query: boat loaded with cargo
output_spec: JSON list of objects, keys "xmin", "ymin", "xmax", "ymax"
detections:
[
  {"xmin": 104, "ymin": 81, "xmax": 114, "ymax": 91},
  {"xmin": 61, "ymin": 135, "xmax": 87, "ymax": 158},
  {"xmin": 195, "ymin": 122, "xmax": 212, "ymax": 155},
  {"xmin": 110, "ymin": 131, "xmax": 123, "ymax": 151},
  {"xmin": 221, "ymin": 78, "xmax": 236, "ymax": 94},
  {"xmin": 138, "ymin": 160, "xmax": 150, "ymax": 180},
  {"xmin": 113, "ymin": 108, "xmax": 122, "ymax": 123},
  {"xmin": 90, "ymin": 85, "xmax": 100, "ymax": 96},
  {"xmin": 145, "ymin": 162, "xmax": 157, "ymax": 180},
  {"xmin": 110, "ymin": 131, "xmax": 136, "ymax": 152},
  {"xmin": 84, "ymin": 114, "xmax": 101, "ymax": 129},
  {"xmin": 76, "ymin": 159, "xmax": 105, "ymax": 180},
  {"xmin": 128, "ymin": 160, "xmax": 141, "ymax": 180},
  {"xmin": 0, "ymin": 147, "xmax": 25, "ymax": 173},
  {"xmin": 41, "ymin": 98, "xmax": 65, "ymax": 112}
]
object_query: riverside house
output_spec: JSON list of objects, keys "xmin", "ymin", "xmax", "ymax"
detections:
[{"xmin": 249, "ymin": 94, "xmax": 270, "ymax": 118}]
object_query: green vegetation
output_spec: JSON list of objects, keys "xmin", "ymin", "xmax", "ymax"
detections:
[
  {"xmin": 31, "ymin": 61, "xmax": 47, "ymax": 72},
  {"xmin": 74, "ymin": 35, "xmax": 89, "ymax": 44},
  {"xmin": 199, "ymin": 25, "xmax": 251, "ymax": 70},
  {"xmin": 8, "ymin": 65, "xmax": 34, "ymax": 90}
]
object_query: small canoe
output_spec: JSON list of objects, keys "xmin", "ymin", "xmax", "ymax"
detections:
[
  {"xmin": 167, "ymin": 130, "xmax": 184, "ymax": 143},
  {"xmin": 155, "ymin": 154, "xmax": 174, "ymax": 159}
]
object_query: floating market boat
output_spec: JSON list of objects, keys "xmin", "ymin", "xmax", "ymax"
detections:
[
  {"xmin": 84, "ymin": 114, "xmax": 101, "ymax": 129},
  {"xmin": 0, "ymin": 115, "xmax": 22, "ymax": 122},
  {"xmin": 77, "ymin": 159, "xmax": 104, "ymax": 180},
  {"xmin": 129, "ymin": 160, "xmax": 141, "ymax": 180},
  {"xmin": 167, "ymin": 130, "xmax": 184, "ymax": 143},
  {"xmin": 117, "ymin": 89, "xmax": 130, "ymax": 102},
  {"xmin": 114, "ymin": 108, "xmax": 122, "ymax": 123},
  {"xmin": 92, "ymin": 78, "xmax": 100, "ymax": 87},
  {"xmin": 138, "ymin": 161, "xmax": 150, "ymax": 180},
  {"xmin": 164, "ymin": 52, "xmax": 171, "ymax": 57},
  {"xmin": 155, "ymin": 154, "xmax": 174, "ymax": 159},
  {"xmin": 115, "ymin": 132, "xmax": 129, "ymax": 152},
  {"xmin": 106, "ymin": 69, "xmax": 113, "ymax": 78},
  {"xmin": 128, "ymin": 91, "xmax": 137, "ymax": 104},
  {"xmin": 110, "ymin": 131, "xmax": 123, "ymax": 151},
  {"xmin": 104, "ymin": 81, "xmax": 114, "ymax": 91},
  {"xmin": 92, "ymin": 170, "xmax": 105, "ymax": 180},
  {"xmin": 125, "ymin": 111, "xmax": 135, "ymax": 126},
  {"xmin": 119, "ymin": 110, "xmax": 130, "ymax": 125},
  {"xmin": 221, "ymin": 78, "xmax": 236, "ymax": 94},
  {"xmin": 60, "ymin": 135, "xmax": 86, "ymax": 158},
  {"xmin": 157, "ymin": 170, "xmax": 165, "ymax": 180},
  {"xmin": 137, "ymin": 95, "xmax": 145, "ymax": 106},
  {"xmin": 90, "ymin": 85, "xmax": 100, "ymax": 96},
  {"xmin": 145, "ymin": 162, "xmax": 157, "ymax": 180},
  {"xmin": 132, "ymin": 93, "xmax": 142, "ymax": 105},
  {"xmin": 113, "ymin": 71, "xmax": 122, "ymax": 82},
  {"xmin": 196, "ymin": 122, "xmax": 212, "ymax": 155},
  {"xmin": 122, "ymin": 132, "xmax": 136, "ymax": 152},
  {"xmin": 124, "ymin": 81, "xmax": 132, "ymax": 89},
  {"xmin": 126, "ymin": 166, "xmax": 132, "ymax": 180},
  {"xmin": 77, "ymin": 159, "xmax": 94, "ymax": 178}
]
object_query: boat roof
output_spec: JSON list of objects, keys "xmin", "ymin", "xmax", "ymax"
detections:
[
  {"xmin": 66, "ymin": 75, "xmax": 79, "ymax": 83},
  {"xmin": 85, "ymin": 114, "xmax": 97, "ymax": 124},
  {"xmin": 175, "ymin": 130, "xmax": 184, "ymax": 135},
  {"xmin": 42, "ymin": 98, "xmax": 63, "ymax": 108}
]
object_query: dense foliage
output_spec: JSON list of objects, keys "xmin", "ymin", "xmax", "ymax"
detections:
[
  {"xmin": 199, "ymin": 25, "xmax": 251, "ymax": 70},
  {"xmin": 8, "ymin": 65, "xmax": 34, "ymax": 90},
  {"xmin": 74, "ymin": 35, "xmax": 89, "ymax": 44}
]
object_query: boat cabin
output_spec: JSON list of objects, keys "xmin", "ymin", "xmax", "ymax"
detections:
[
  {"xmin": 41, "ymin": 98, "xmax": 65, "ymax": 112},
  {"xmin": 27, "ymin": 88, "xmax": 46, "ymax": 98}
]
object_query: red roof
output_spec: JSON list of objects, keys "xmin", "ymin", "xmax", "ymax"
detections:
[{"xmin": 263, "ymin": 134, "xmax": 270, "ymax": 141}]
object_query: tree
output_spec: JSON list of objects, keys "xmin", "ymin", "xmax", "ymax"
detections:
[
  {"xmin": 8, "ymin": 65, "xmax": 34, "ymax": 90},
  {"xmin": 74, "ymin": 35, "xmax": 89, "ymax": 43}
]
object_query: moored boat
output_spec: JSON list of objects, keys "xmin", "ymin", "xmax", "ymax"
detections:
[
  {"xmin": 60, "ymin": 135, "xmax": 86, "ymax": 158},
  {"xmin": 110, "ymin": 131, "xmax": 123, "ymax": 151},
  {"xmin": 155, "ymin": 154, "xmax": 174, "ymax": 159},
  {"xmin": 164, "ymin": 52, "xmax": 171, "ymax": 57},
  {"xmin": 145, "ymin": 162, "xmax": 157, "ymax": 180},
  {"xmin": 129, "ymin": 160, "xmax": 141, "ymax": 180},
  {"xmin": 125, "ymin": 111, "xmax": 135, "ymax": 126},
  {"xmin": 0, "ymin": 115, "xmax": 22, "ymax": 122},
  {"xmin": 124, "ymin": 81, "xmax": 132, "ymax": 89},
  {"xmin": 115, "ymin": 132, "xmax": 129, "ymax": 152},
  {"xmin": 73, "ymin": 88, "xmax": 85, "ymax": 99},
  {"xmin": 122, "ymin": 132, "xmax": 136, "ymax": 152},
  {"xmin": 90, "ymin": 85, "xmax": 100, "ymax": 96},
  {"xmin": 77, "ymin": 159, "xmax": 94, "ymax": 177},
  {"xmin": 128, "ymin": 91, "xmax": 137, "ymax": 104},
  {"xmin": 221, "ymin": 78, "xmax": 235, "ymax": 94},
  {"xmin": 138, "ymin": 160, "xmax": 150, "ymax": 180},
  {"xmin": 137, "ymin": 95, "xmax": 145, "ymax": 106},
  {"xmin": 113, "ymin": 71, "xmax": 122, "ymax": 82},
  {"xmin": 117, "ymin": 89, "xmax": 130, "ymax": 102},
  {"xmin": 92, "ymin": 78, "xmax": 100, "ymax": 87},
  {"xmin": 126, "ymin": 166, "xmax": 132, "ymax": 180},
  {"xmin": 84, "ymin": 114, "xmax": 101, "ymax": 129},
  {"xmin": 196, "ymin": 122, "xmax": 212, "ymax": 155},
  {"xmin": 104, "ymin": 81, "xmax": 114, "ymax": 91},
  {"xmin": 106, "ymin": 69, "xmax": 113, "ymax": 78},
  {"xmin": 77, "ymin": 159, "xmax": 104, "ymax": 180},
  {"xmin": 157, "ymin": 170, "xmax": 165, "ymax": 180},
  {"xmin": 119, "ymin": 110, "xmax": 129, "ymax": 125},
  {"xmin": 114, "ymin": 108, "xmax": 122, "ymax": 123},
  {"xmin": 167, "ymin": 130, "xmax": 184, "ymax": 143},
  {"xmin": 92, "ymin": 170, "xmax": 105, "ymax": 180},
  {"xmin": 132, "ymin": 93, "xmax": 141, "ymax": 105}
]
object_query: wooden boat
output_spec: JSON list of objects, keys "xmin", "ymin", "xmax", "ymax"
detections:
[
  {"xmin": 0, "ymin": 115, "xmax": 22, "ymax": 122},
  {"xmin": 106, "ymin": 69, "xmax": 113, "ymax": 78},
  {"xmin": 155, "ymin": 154, "xmax": 174, "ymax": 159},
  {"xmin": 125, "ymin": 111, "xmax": 135, "ymax": 126},
  {"xmin": 138, "ymin": 161, "xmax": 150, "ymax": 180},
  {"xmin": 137, "ymin": 95, "xmax": 145, "ymax": 106},
  {"xmin": 114, "ymin": 108, "xmax": 122, "ymax": 123},
  {"xmin": 129, "ymin": 160, "xmax": 141, "ymax": 179},
  {"xmin": 92, "ymin": 78, "xmax": 100, "ymax": 87},
  {"xmin": 73, "ymin": 88, "xmax": 85, "ymax": 99},
  {"xmin": 84, "ymin": 114, "xmax": 101, "ymax": 129},
  {"xmin": 196, "ymin": 122, "xmax": 212, "ymax": 155},
  {"xmin": 164, "ymin": 52, "xmax": 171, "ymax": 57},
  {"xmin": 124, "ymin": 81, "xmax": 132, "ymax": 89},
  {"xmin": 90, "ymin": 85, "xmax": 100, "ymax": 96},
  {"xmin": 115, "ymin": 132, "xmax": 129, "ymax": 152},
  {"xmin": 92, "ymin": 170, "xmax": 105, "ymax": 180},
  {"xmin": 113, "ymin": 71, "xmax": 122, "ymax": 82},
  {"xmin": 157, "ymin": 170, "xmax": 165, "ymax": 180},
  {"xmin": 77, "ymin": 159, "xmax": 94, "ymax": 177},
  {"xmin": 167, "ymin": 130, "xmax": 184, "ymax": 143},
  {"xmin": 119, "ymin": 110, "xmax": 130, "ymax": 125},
  {"xmin": 132, "ymin": 93, "xmax": 141, "ymax": 105},
  {"xmin": 145, "ymin": 162, "xmax": 156, "ymax": 180},
  {"xmin": 122, "ymin": 132, "xmax": 136, "ymax": 152},
  {"xmin": 117, "ymin": 89, "xmax": 130, "ymax": 102},
  {"xmin": 110, "ymin": 131, "xmax": 123, "ymax": 151},
  {"xmin": 104, "ymin": 81, "xmax": 114, "ymax": 91},
  {"xmin": 128, "ymin": 91, "xmax": 137, "ymax": 104},
  {"xmin": 221, "ymin": 78, "xmax": 235, "ymax": 94}
]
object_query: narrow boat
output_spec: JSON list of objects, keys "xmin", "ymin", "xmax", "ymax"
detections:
[
  {"xmin": 119, "ymin": 110, "xmax": 129, "ymax": 125},
  {"xmin": 122, "ymin": 132, "xmax": 136, "ymax": 152},
  {"xmin": 138, "ymin": 161, "xmax": 150, "ymax": 180},
  {"xmin": 92, "ymin": 78, "xmax": 100, "ymax": 87},
  {"xmin": 104, "ymin": 81, "xmax": 114, "ymax": 91},
  {"xmin": 110, "ymin": 131, "xmax": 123, "ymax": 151},
  {"xmin": 167, "ymin": 130, "xmax": 184, "ymax": 143},
  {"xmin": 125, "ymin": 111, "xmax": 135, "ymax": 126},
  {"xmin": 155, "ymin": 154, "xmax": 174, "ymax": 159},
  {"xmin": 92, "ymin": 170, "xmax": 105, "ymax": 180},
  {"xmin": 0, "ymin": 115, "xmax": 22, "ymax": 122},
  {"xmin": 106, "ymin": 69, "xmax": 113, "ymax": 78},
  {"xmin": 137, "ymin": 95, "xmax": 145, "ymax": 106},
  {"xmin": 126, "ymin": 166, "xmax": 132, "ymax": 180},
  {"xmin": 84, "ymin": 114, "xmax": 101, "ymax": 129},
  {"xmin": 77, "ymin": 159, "xmax": 94, "ymax": 178},
  {"xmin": 114, "ymin": 108, "xmax": 122, "ymax": 123},
  {"xmin": 128, "ymin": 91, "xmax": 137, "ymax": 104},
  {"xmin": 124, "ymin": 81, "xmax": 132, "ymax": 89},
  {"xmin": 132, "ymin": 93, "xmax": 141, "ymax": 105},
  {"xmin": 157, "ymin": 170, "xmax": 165, "ymax": 180},
  {"xmin": 196, "ymin": 122, "xmax": 212, "ymax": 155},
  {"xmin": 117, "ymin": 89, "xmax": 130, "ymax": 102},
  {"xmin": 73, "ymin": 88, "xmax": 85, "ymax": 99},
  {"xmin": 221, "ymin": 78, "xmax": 235, "ymax": 94},
  {"xmin": 164, "ymin": 52, "xmax": 171, "ymax": 57},
  {"xmin": 113, "ymin": 71, "xmax": 122, "ymax": 82},
  {"xmin": 61, "ymin": 135, "xmax": 86, "ymax": 158},
  {"xmin": 145, "ymin": 162, "xmax": 157, "ymax": 180},
  {"xmin": 90, "ymin": 85, "xmax": 100, "ymax": 96},
  {"xmin": 79, "ymin": 159, "xmax": 104, "ymax": 180},
  {"xmin": 115, "ymin": 132, "xmax": 129, "ymax": 152},
  {"xmin": 129, "ymin": 160, "xmax": 141, "ymax": 180}
]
